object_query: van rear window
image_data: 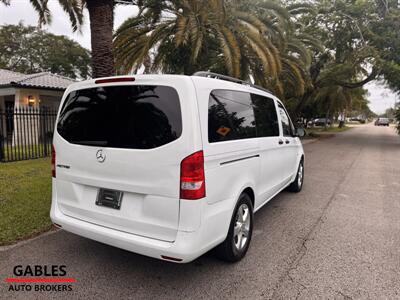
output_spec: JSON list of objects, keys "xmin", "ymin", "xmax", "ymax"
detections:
[{"xmin": 57, "ymin": 85, "xmax": 182, "ymax": 149}]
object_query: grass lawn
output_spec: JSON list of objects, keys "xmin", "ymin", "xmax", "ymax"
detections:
[
  {"xmin": 2, "ymin": 144, "xmax": 51, "ymax": 162},
  {"xmin": 305, "ymin": 125, "xmax": 352, "ymax": 137},
  {"xmin": 0, "ymin": 158, "xmax": 52, "ymax": 246}
]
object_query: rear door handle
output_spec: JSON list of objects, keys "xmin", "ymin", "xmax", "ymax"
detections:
[
  {"xmin": 279, "ymin": 140, "xmax": 284, "ymax": 145},
  {"xmin": 285, "ymin": 140, "xmax": 290, "ymax": 144}
]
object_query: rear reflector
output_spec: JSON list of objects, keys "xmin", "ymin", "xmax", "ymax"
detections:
[
  {"xmin": 95, "ymin": 77, "xmax": 135, "ymax": 84},
  {"xmin": 180, "ymin": 151, "xmax": 205, "ymax": 200},
  {"xmin": 53, "ymin": 223, "xmax": 62, "ymax": 229},
  {"xmin": 51, "ymin": 145, "xmax": 56, "ymax": 178},
  {"xmin": 161, "ymin": 255, "xmax": 183, "ymax": 262}
]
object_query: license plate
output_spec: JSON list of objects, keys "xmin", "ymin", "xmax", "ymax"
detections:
[{"xmin": 96, "ymin": 189, "xmax": 123, "ymax": 210}]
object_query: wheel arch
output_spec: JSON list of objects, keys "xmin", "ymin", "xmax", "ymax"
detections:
[
  {"xmin": 241, "ymin": 187, "xmax": 255, "ymax": 209},
  {"xmin": 221, "ymin": 184, "xmax": 256, "ymax": 242}
]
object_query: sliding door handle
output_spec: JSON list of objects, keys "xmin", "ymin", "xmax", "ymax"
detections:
[
  {"xmin": 278, "ymin": 140, "xmax": 284, "ymax": 145},
  {"xmin": 285, "ymin": 140, "xmax": 290, "ymax": 144}
]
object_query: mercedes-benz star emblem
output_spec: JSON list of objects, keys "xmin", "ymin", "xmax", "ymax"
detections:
[{"xmin": 96, "ymin": 149, "xmax": 106, "ymax": 163}]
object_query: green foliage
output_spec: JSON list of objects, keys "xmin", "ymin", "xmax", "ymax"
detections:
[
  {"xmin": 0, "ymin": 23, "xmax": 91, "ymax": 79},
  {"xmin": 291, "ymin": 0, "xmax": 396, "ymax": 119},
  {"xmin": 368, "ymin": 6, "xmax": 400, "ymax": 94},
  {"xmin": 114, "ymin": 0, "xmax": 400, "ymax": 120},
  {"xmin": 380, "ymin": 107, "xmax": 397, "ymax": 118},
  {"xmin": 0, "ymin": 0, "xmax": 84, "ymax": 32},
  {"xmin": 114, "ymin": 0, "xmax": 319, "ymax": 99},
  {"xmin": 4, "ymin": 0, "xmax": 397, "ymax": 120},
  {"xmin": 0, "ymin": 158, "xmax": 52, "ymax": 245},
  {"xmin": 396, "ymin": 107, "xmax": 400, "ymax": 134}
]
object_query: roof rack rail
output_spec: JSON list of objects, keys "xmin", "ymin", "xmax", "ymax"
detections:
[{"xmin": 192, "ymin": 71, "xmax": 273, "ymax": 95}]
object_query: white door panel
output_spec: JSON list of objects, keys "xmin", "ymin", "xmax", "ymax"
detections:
[
  {"xmin": 276, "ymin": 102, "xmax": 298, "ymax": 183},
  {"xmin": 257, "ymin": 136, "xmax": 285, "ymax": 206}
]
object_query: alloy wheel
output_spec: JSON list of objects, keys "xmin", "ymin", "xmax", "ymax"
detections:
[
  {"xmin": 233, "ymin": 204, "xmax": 251, "ymax": 251},
  {"xmin": 298, "ymin": 163, "xmax": 304, "ymax": 187}
]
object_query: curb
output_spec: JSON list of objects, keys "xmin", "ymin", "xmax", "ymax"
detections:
[
  {"xmin": 301, "ymin": 138, "xmax": 318, "ymax": 145},
  {"xmin": 0, "ymin": 228, "xmax": 60, "ymax": 252}
]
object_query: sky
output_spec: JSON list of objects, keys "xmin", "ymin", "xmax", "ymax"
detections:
[{"xmin": 1, "ymin": 0, "xmax": 399, "ymax": 115}]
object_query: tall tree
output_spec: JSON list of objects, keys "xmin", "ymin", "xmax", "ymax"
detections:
[
  {"xmin": 86, "ymin": 0, "xmax": 115, "ymax": 77},
  {"xmin": 114, "ymin": 0, "xmax": 318, "ymax": 99},
  {"xmin": 1, "ymin": 0, "xmax": 116, "ymax": 78},
  {"xmin": 0, "ymin": 23, "xmax": 91, "ymax": 79},
  {"xmin": 290, "ymin": 0, "xmax": 385, "ymax": 120},
  {"xmin": 368, "ymin": 6, "xmax": 400, "ymax": 94}
]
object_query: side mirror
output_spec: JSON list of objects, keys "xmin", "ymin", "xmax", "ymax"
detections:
[{"xmin": 295, "ymin": 127, "xmax": 306, "ymax": 137}]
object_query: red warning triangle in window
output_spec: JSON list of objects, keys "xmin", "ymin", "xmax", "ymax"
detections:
[{"xmin": 217, "ymin": 126, "xmax": 231, "ymax": 137}]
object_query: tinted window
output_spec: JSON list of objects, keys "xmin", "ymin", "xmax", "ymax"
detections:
[
  {"xmin": 208, "ymin": 90, "xmax": 256, "ymax": 143},
  {"xmin": 251, "ymin": 94, "xmax": 279, "ymax": 137},
  {"xmin": 57, "ymin": 85, "xmax": 182, "ymax": 149},
  {"xmin": 277, "ymin": 103, "xmax": 294, "ymax": 136}
]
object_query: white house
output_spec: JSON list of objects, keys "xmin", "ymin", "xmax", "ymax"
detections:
[{"xmin": 0, "ymin": 69, "xmax": 75, "ymax": 145}]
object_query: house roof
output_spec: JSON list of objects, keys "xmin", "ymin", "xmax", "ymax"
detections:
[{"xmin": 0, "ymin": 69, "xmax": 75, "ymax": 90}]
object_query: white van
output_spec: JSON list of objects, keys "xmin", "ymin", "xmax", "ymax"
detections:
[{"xmin": 50, "ymin": 72, "xmax": 305, "ymax": 263}]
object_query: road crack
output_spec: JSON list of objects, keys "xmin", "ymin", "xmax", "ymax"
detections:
[
  {"xmin": 336, "ymin": 290, "xmax": 353, "ymax": 300},
  {"xmin": 266, "ymin": 145, "xmax": 363, "ymax": 299}
]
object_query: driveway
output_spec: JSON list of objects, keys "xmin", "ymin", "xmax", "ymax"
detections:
[{"xmin": 1, "ymin": 124, "xmax": 400, "ymax": 299}]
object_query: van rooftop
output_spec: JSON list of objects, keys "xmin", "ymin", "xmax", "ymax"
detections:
[{"xmin": 193, "ymin": 71, "xmax": 273, "ymax": 95}]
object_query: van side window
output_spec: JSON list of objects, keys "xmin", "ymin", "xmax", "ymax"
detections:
[
  {"xmin": 277, "ymin": 103, "xmax": 294, "ymax": 136},
  {"xmin": 251, "ymin": 94, "xmax": 279, "ymax": 137},
  {"xmin": 208, "ymin": 90, "xmax": 256, "ymax": 143}
]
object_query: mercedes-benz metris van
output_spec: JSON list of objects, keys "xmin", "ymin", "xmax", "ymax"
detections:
[{"xmin": 50, "ymin": 73, "xmax": 305, "ymax": 263}]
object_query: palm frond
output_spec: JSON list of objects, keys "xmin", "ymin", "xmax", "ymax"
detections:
[
  {"xmin": 30, "ymin": 0, "xmax": 51, "ymax": 27},
  {"xmin": 218, "ymin": 26, "xmax": 241, "ymax": 77},
  {"xmin": 286, "ymin": 3, "xmax": 316, "ymax": 16},
  {"xmin": 175, "ymin": 15, "xmax": 189, "ymax": 45},
  {"xmin": 58, "ymin": 0, "xmax": 84, "ymax": 32}
]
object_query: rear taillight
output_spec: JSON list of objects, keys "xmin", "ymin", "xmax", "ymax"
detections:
[
  {"xmin": 180, "ymin": 151, "xmax": 205, "ymax": 200},
  {"xmin": 51, "ymin": 145, "xmax": 56, "ymax": 178}
]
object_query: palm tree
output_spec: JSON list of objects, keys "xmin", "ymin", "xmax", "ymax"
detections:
[
  {"xmin": 85, "ymin": 0, "xmax": 115, "ymax": 77},
  {"xmin": 113, "ymin": 0, "xmax": 317, "ymax": 98},
  {"xmin": 115, "ymin": 0, "xmax": 321, "ymax": 99},
  {"xmin": 1, "ymin": 0, "xmax": 115, "ymax": 78}
]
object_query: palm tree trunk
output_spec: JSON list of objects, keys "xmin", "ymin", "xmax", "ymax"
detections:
[
  {"xmin": 324, "ymin": 109, "xmax": 330, "ymax": 130},
  {"xmin": 86, "ymin": 0, "xmax": 115, "ymax": 78},
  {"xmin": 143, "ymin": 55, "xmax": 151, "ymax": 74}
]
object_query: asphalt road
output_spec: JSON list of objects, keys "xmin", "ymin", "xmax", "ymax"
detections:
[{"xmin": 1, "ymin": 123, "xmax": 400, "ymax": 300}]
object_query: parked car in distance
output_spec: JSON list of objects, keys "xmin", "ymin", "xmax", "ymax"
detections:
[
  {"xmin": 51, "ymin": 72, "xmax": 305, "ymax": 263},
  {"xmin": 375, "ymin": 118, "xmax": 390, "ymax": 126},
  {"xmin": 349, "ymin": 116, "xmax": 366, "ymax": 124},
  {"xmin": 312, "ymin": 118, "xmax": 331, "ymax": 127}
]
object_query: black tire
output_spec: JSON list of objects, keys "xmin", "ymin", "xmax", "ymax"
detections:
[
  {"xmin": 287, "ymin": 159, "xmax": 304, "ymax": 193},
  {"xmin": 215, "ymin": 193, "xmax": 254, "ymax": 262}
]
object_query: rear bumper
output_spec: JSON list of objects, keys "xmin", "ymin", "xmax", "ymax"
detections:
[
  {"xmin": 51, "ymin": 203, "xmax": 204, "ymax": 263},
  {"xmin": 50, "ymin": 187, "xmax": 232, "ymax": 263}
]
